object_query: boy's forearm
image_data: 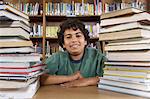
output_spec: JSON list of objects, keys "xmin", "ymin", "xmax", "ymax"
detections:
[
  {"xmin": 40, "ymin": 74, "xmax": 78, "ymax": 86},
  {"xmin": 61, "ymin": 76, "xmax": 100, "ymax": 87}
]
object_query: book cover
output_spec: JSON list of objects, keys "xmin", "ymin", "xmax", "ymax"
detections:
[
  {"xmin": 0, "ymin": 27, "xmax": 30, "ymax": 40},
  {"xmin": 101, "ymin": 12, "xmax": 150, "ymax": 27},
  {"xmin": 104, "ymin": 70, "xmax": 150, "ymax": 79},
  {"xmin": 105, "ymin": 61, "xmax": 150, "ymax": 66},
  {"xmin": 105, "ymin": 43, "xmax": 150, "ymax": 51},
  {"xmin": 101, "ymin": 7, "xmax": 143, "ymax": 19},
  {"xmin": 0, "ymin": 21, "xmax": 30, "ymax": 32},
  {"xmin": 99, "ymin": 29, "xmax": 150, "ymax": 41},
  {"xmin": 0, "ymin": 10, "xmax": 29, "ymax": 25},
  {"xmin": 0, "ymin": 47, "xmax": 35, "ymax": 53},
  {"xmin": 0, "ymin": 4, "xmax": 29, "ymax": 20},
  {"xmin": 100, "ymin": 78, "xmax": 150, "ymax": 91},
  {"xmin": 98, "ymin": 84, "xmax": 150, "ymax": 98},
  {"xmin": 0, "ymin": 41, "xmax": 33, "ymax": 48},
  {"xmin": 0, "ymin": 64, "xmax": 46, "ymax": 73},
  {"xmin": 0, "ymin": 77, "xmax": 37, "ymax": 89},
  {"xmin": 100, "ymin": 21, "xmax": 150, "ymax": 33},
  {"xmin": 0, "ymin": 79, "xmax": 40, "ymax": 99},
  {"xmin": 0, "ymin": 53, "xmax": 41, "ymax": 62},
  {"xmin": 106, "ymin": 50, "xmax": 150, "ymax": 61}
]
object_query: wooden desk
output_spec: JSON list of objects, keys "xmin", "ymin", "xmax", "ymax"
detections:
[{"xmin": 33, "ymin": 85, "xmax": 147, "ymax": 99}]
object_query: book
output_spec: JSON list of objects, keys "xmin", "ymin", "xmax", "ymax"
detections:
[
  {"xmin": 101, "ymin": 12, "xmax": 150, "ymax": 27},
  {"xmin": 0, "ymin": 4, "xmax": 29, "ymax": 20},
  {"xmin": 100, "ymin": 22, "xmax": 150, "ymax": 33},
  {"xmin": 0, "ymin": 41, "xmax": 33, "ymax": 48},
  {"xmin": 0, "ymin": 21, "xmax": 30, "ymax": 32},
  {"xmin": 0, "ymin": 64, "xmax": 46, "ymax": 73},
  {"xmin": 0, "ymin": 70, "xmax": 45, "ymax": 80},
  {"xmin": 0, "ymin": 77, "xmax": 37, "ymax": 89},
  {"xmin": 0, "ymin": 27, "xmax": 30, "ymax": 40},
  {"xmin": 103, "ymin": 75, "xmax": 150, "ymax": 84},
  {"xmin": 107, "ymin": 39, "xmax": 150, "ymax": 46},
  {"xmin": 0, "ymin": 62, "xmax": 41, "ymax": 68},
  {"xmin": 104, "ymin": 66, "xmax": 150, "ymax": 72},
  {"xmin": 99, "ymin": 79, "xmax": 150, "ymax": 91},
  {"xmin": 98, "ymin": 84, "xmax": 150, "ymax": 98},
  {"xmin": 101, "ymin": 7, "xmax": 143, "ymax": 19},
  {"xmin": 0, "ymin": 79, "xmax": 39, "ymax": 99},
  {"xmin": 0, "ymin": 10, "xmax": 29, "ymax": 25},
  {"xmin": 0, "ymin": 53, "xmax": 41, "ymax": 62},
  {"xmin": 105, "ymin": 43, "xmax": 150, "ymax": 51},
  {"xmin": 105, "ymin": 61, "xmax": 150, "ymax": 66},
  {"xmin": 0, "ymin": 47, "xmax": 35, "ymax": 53},
  {"xmin": 106, "ymin": 50, "xmax": 150, "ymax": 61},
  {"xmin": 99, "ymin": 29, "xmax": 150, "ymax": 41},
  {"xmin": 104, "ymin": 70, "xmax": 150, "ymax": 79}
]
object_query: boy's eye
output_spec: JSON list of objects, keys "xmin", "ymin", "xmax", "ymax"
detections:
[
  {"xmin": 76, "ymin": 35, "xmax": 82, "ymax": 37},
  {"xmin": 66, "ymin": 36, "xmax": 71, "ymax": 39}
]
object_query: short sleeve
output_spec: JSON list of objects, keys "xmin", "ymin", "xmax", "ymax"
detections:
[
  {"xmin": 96, "ymin": 53, "xmax": 107, "ymax": 77},
  {"xmin": 45, "ymin": 53, "xmax": 59, "ymax": 75}
]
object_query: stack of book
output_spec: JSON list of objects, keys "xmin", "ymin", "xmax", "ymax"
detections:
[
  {"xmin": 98, "ymin": 7, "xmax": 150, "ymax": 98},
  {"xmin": 0, "ymin": 3, "xmax": 45, "ymax": 99}
]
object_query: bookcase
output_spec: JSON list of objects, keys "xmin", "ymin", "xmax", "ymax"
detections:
[{"xmin": 3, "ymin": 0, "xmax": 149, "ymax": 62}]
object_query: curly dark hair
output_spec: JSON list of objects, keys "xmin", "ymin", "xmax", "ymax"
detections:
[{"xmin": 57, "ymin": 19, "xmax": 90, "ymax": 48}]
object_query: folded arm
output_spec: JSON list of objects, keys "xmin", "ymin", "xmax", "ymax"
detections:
[
  {"xmin": 60, "ymin": 76, "xmax": 100, "ymax": 88},
  {"xmin": 40, "ymin": 71, "xmax": 82, "ymax": 86}
]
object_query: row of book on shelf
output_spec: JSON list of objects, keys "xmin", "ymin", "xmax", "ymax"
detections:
[
  {"xmin": 0, "ymin": 3, "xmax": 46, "ymax": 99},
  {"xmin": 98, "ymin": 7, "xmax": 150, "ymax": 98},
  {"xmin": 30, "ymin": 22, "xmax": 100, "ymax": 38},
  {"xmin": 5, "ymin": 0, "xmax": 102, "ymax": 16},
  {"xmin": 4, "ymin": 0, "xmax": 146, "ymax": 16}
]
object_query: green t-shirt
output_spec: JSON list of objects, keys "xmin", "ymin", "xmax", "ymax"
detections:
[{"xmin": 45, "ymin": 47, "xmax": 106, "ymax": 78}]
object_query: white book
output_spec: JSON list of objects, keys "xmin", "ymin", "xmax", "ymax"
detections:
[
  {"xmin": 0, "ymin": 53, "xmax": 41, "ymax": 62},
  {"xmin": 103, "ymin": 75, "xmax": 150, "ymax": 84},
  {"xmin": 101, "ymin": 12, "xmax": 150, "ymax": 27},
  {"xmin": 0, "ymin": 27, "xmax": 30, "ymax": 40},
  {"xmin": 105, "ymin": 43, "xmax": 150, "ymax": 51},
  {"xmin": 105, "ymin": 61, "xmax": 150, "ymax": 66},
  {"xmin": 107, "ymin": 39, "xmax": 150, "ymax": 46},
  {"xmin": 104, "ymin": 66, "xmax": 150, "ymax": 71},
  {"xmin": 99, "ymin": 29, "xmax": 150, "ymax": 41},
  {"xmin": 0, "ymin": 47, "xmax": 35, "ymax": 53},
  {"xmin": 101, "ymin": 7, "xmax": 143, "ymax": 19},
  {"xmin": 98, "ymin": 84, "xmax": 150, "ymax": 98},
  {"xmin": 100, "ymin": 22, "xmax": 150, "ymax": 33},
  {"xmin": 0, "ymin": 79, "xmax": 39, "ymax": 99},
  {"xmin": 0, "ymin": 64, "xmax": 46, "ymax": 73},
  {"xmin": 0, "ymin": 21, "xmax": 30, "ymax": 32},
  {"xmin": 100, "ymin": 79, "xmax": 150, "ymax": 91},
  {"xmin": 0, "ymin": 10, "xmax": 29, "ymax": 25},
  {"xmin": 0, "ymin": 4, "xmax": 29, "ymax": 20},
  {"xmin": 106, "ymin": 50, "xmax": 150, "ymax": 61},
  {"xmin": 0, "ymin": 70, "xmax": 45, "ymax": 80},
  {"xmin": 104, "ymin": 70, "xmax": 150, "ymax": 78},
  {"xmin": 0, "ymin": 77, "xmax": 37, "ymax": 88}
]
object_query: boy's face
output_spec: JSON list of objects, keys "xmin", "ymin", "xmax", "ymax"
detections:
[{"xmin": 63, "ymin": 28, "xmax": 87, "ymax": 56}]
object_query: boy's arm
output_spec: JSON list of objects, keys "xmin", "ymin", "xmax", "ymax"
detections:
[
  {"xmin": 40, "ymin": 71, "xmax": 82, "ymax": 85},
  {"xmin": 60, "ymin": 76, "xmax": 100, "ymax": 87}
]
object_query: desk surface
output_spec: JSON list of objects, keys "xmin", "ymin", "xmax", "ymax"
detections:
[{"xmin": 33, "ymin": 85, "xmax": 147, "ymax": 99}]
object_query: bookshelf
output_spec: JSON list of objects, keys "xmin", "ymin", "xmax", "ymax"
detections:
[{"xmin": 3, "ymin": 0, "xmax": 149, "ymax": 62}]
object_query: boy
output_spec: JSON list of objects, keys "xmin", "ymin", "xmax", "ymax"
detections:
[{"xmin": 40, "ymin": 19, "xmax": 106, "ymax": 87}]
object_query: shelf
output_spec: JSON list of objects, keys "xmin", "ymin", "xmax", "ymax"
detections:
[
  {"xmin": 46, "ymin": 15, "xmax": 100, "ymax": 22},
  {"xmin": 29, "ymin": 15, "xmax": 43, "ymax": 22},
  {"xmin": 29, "ymin": 15, "xmax": 100, "ymax": 22}
]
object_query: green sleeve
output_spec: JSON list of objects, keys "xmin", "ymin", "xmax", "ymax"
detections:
[
  {"xmin": 45, "ymin": 53, "xmax": 59, "ymax": 75},
  {"xmin": 96, "ymin": 53, "xmax": 107, "ymax": 77}
]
